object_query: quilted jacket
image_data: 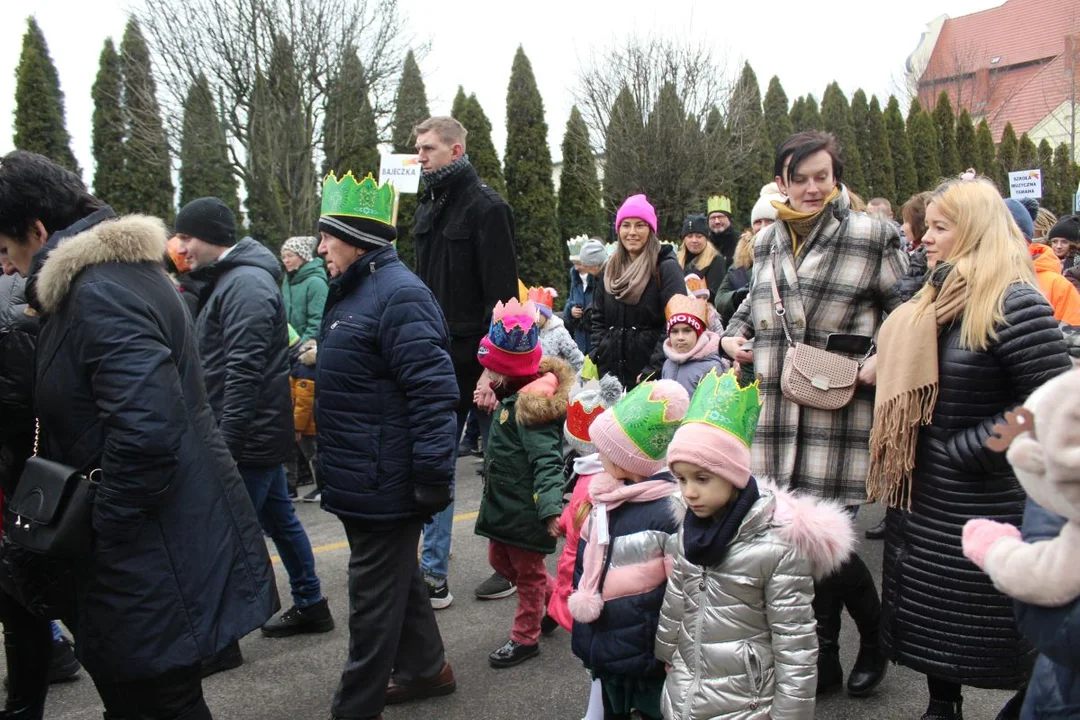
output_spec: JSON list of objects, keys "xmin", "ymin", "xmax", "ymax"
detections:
[{"xmin": 881, "ymin": 284, "xmax": 1072, "ymax": 689}]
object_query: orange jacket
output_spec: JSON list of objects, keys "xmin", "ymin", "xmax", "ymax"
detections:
[
  {"xmin": 1031, "ymin": 244, "xmax": 1080, "ymax": 326},
  {"xmin": 290, "ymin": 376, "xmax": 316, "ymax": 436}
]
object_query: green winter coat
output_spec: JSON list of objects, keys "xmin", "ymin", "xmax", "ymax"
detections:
[
  {"xmin": 475, "ymin": 358, "xmax": 573, "ymax": 554},
  {"xmin": 282, "ymin": 259, "xmax": 329, "ymax": 343}
]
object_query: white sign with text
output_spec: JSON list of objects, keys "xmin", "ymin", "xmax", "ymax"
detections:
[
  {"xmin": 1008, "ymin": 169, "xmax": 1042, "ymax": 199},
  {"xmin": 379, "ymin": 154, "xmax": 421, "ymax": 194}
]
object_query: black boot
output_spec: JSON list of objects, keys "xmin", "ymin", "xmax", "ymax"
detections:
[
  {"xmin": 812, "ymin": 574, "xmax": 843, "ymax": 695},
  {"xmin": 200, "ymin": 640, "xmax": 243, "ymax": 678},
  {"xmin": 864, "ymin": 519, "xmax": 886, "ymax": 540},
  {"xmin": 842, "ymin": 555, "xmax": 888, "ymax": 696},
  {"xmin": 995, "ymin": 687, "xmax": 1026, "ymax": 720},
  {"xmin": 922, "ymin": 698, "xmax": 963, "ymax": 720}
]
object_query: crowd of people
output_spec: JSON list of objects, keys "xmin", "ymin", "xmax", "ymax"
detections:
[{"xmin": 1, "ymin": 115, "xmax": 1080, "ymax": 720}]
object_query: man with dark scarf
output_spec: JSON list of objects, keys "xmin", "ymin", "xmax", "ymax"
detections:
[
  {"xmin": 706, "ymin": 194, "xmax": 738, "ymax": 269},
  {"xmin": 411, "ymin": 116, "xmax": 520, "ymax": 611}
]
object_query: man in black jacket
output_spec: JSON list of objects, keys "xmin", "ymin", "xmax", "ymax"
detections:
[
  {"xmin": 707, "ymin": 194, "xmax": 738, "ymax": 268},
  {"xmin": 174, "ymin": 198, "xmax": 333, "ymax": 662},
  {"xmin": 412, "ymin": 116, "xmax": 519, "ymax": 607}
]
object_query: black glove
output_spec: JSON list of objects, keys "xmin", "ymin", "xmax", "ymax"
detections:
[{"xmin": 414, "ymin": 482, "xmax": 453, "ymax": 518}]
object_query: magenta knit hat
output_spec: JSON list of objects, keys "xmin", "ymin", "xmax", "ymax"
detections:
[
  {"xmin": 615, "ymin": 194, "xmax": 658, "ymax": 235},
  {"xmin": 589, "ymin": 380, "xmax": 690, "ymax": 477}
]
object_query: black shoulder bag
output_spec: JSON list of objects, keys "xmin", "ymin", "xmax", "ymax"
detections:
[{"xmin": 5, "ymin": 421, "xmax": 97, "ymax": 558}]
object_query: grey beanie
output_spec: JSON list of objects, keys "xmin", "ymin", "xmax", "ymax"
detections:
[{"xmin": 578, "ymin": 239, "xmax": 608, "ymax": 266}]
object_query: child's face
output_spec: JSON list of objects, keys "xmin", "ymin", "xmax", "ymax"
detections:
[
  {"xmin": 537, "ymin": 312, "xmax": 549, "ymax": 328},
  {"xmin": 669, "ymin": 323, "xmax": 699, "ymax": 354},
  {"xmin": 600, "ymin": 453, "xmax": 647, "ymax": 484},
  {"xmin": 671, "ymin": 461, "xmax": 737, "ymax": 518}
]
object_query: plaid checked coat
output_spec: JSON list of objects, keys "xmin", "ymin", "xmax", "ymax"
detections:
[{"xmin": 725, "ymin": 192, "xmax": 908, "ymax": 505}]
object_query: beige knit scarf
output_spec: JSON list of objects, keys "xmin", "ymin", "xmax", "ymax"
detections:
[
  {"xmin": 866, "ymin": 269, "xmax": 967, "ymax": 509},
  {"xmin": 604, "ymin": 245, "xmax": 658, "ymax": 305}
]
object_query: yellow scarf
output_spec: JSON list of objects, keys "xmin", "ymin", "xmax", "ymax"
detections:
[{"xmin": 771, "ymin": 187, "xmax": 842, "ymax": 256}]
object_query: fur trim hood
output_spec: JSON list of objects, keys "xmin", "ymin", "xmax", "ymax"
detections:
[
  {"xmin": 764, "ymin": 481, "xmax": 855, "ymax": 580},
  {"xmin": 541, "ymin": 314, "xmax": 567, "ymax": 333},
  {"xmin": 36, "ymin": 215, "xmax": 167, "ymax": 313},
  {"xmin": 515, "ymin": 357, "xmax": 575, "ymax": 426}
]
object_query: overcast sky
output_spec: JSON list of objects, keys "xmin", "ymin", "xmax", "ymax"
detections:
[{"xmin": 1, "ymin": 0, "xmax": 1003, "ymax": 182}]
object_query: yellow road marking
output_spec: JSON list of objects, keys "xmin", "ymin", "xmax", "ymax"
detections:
[{"xmin": 271, "ymin": 510, "xmax": 479, "ymax": 563}]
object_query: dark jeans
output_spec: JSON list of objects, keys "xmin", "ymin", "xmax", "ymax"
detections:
[
  {"xmin": 0, "ymin": 588, "xmax": 50, "ymax": 716},
  {"xmin": 94, "ymin": 663, "xmax": 211, "ymax": 719},
  {"xmin": 238, "ymin": 464, "xmax": 322, "ymax": 607},
  {"xmin": 333, "ymin": 519, "xmax": 446, "ymax": 718}
]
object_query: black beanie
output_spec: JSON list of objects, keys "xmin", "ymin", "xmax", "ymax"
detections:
[
  {"xmin": 174, "ymin": 197, "xmax": 237, "ymax": 247},
  {"xmin": 1049, "ymin": 215, "xmax": 1080, "ymax": 245},
  {"xmin": 680, "ymin": 214, "xmax": 710, "ymax": 239},
  {"xmin": 317, "ymin": 215, "xmax": 397, "ymax": 250}
]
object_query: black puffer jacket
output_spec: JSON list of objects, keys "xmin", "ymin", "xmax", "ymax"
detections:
[
  {"xmin": 881, "ymin": 284, "xmax": 1072, "ymax": 689},
  {"xmin": 589, "ymin": 245, "xmax": 685, "ymax": 389},
  {"xmin": 894, "ymin": 245, "xmax": 929, "ymax": 302},
  {"xmin": 189, "ymin": 238, "xmax": 294, "ymax": 467},
  {"xmin": 31, "ymin": 214, "xmax": 277, "ymax": 681}
]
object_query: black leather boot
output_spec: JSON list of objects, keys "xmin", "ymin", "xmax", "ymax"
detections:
[
  {"xmin": 843, "ymin": 555, "xmax": 888, "ymax": 696},
  {"xmin": 813, "ymin": 575, "xmax": 843, "ymax": 695},
  {"xmin": 922, "ymin": 698, "xmax": 963, "ymax": 720}
]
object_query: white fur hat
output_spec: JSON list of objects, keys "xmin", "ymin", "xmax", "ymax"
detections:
[{"xmin": 751, "ymin": 182, "xmax": 787, "ymax": 224}]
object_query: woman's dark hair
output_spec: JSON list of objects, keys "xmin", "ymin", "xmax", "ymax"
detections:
[
  {"xmin": 0, "ymin": 151, "xmax": 106, "ymax": 242},
  {"xmin": 901, "ymin": 191, "xmax": 932, "ymax": 246},
  {"xmin": 774, "ymin": 131, "xmax": 844, "ymax": 185}
]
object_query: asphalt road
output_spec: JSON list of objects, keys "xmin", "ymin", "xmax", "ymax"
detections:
[{"xmin": 33, "ymin": 456, "xmax": 1016, "ymax": 719}]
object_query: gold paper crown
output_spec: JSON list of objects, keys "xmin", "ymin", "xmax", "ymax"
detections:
[
  {"xmin": 707, "ymin": 195, "xmax": 733, "ymax": 216},
  {"xmin": 664, "ymin": 294, "xmax": 708, "ymax": 325},
  {"xmin": 321, "ymin": 172, "xmax": 395, "ymax": 226}
]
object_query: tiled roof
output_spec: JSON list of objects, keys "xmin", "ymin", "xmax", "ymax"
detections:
[
  {"xmin": 918, "ymin": 0, "xmax": 1080, "ymax": 141},
  {"xmin": 922, "ymin": 0, "xmax": 1078, "ymax": 82}
]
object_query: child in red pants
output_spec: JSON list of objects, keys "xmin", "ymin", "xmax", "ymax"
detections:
[{"xmin": 474, "ymin": 298, "xmax": 572, "ymax": 668}]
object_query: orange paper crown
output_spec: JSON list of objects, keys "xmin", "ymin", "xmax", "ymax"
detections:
[
  {"xmin": 665, "ymin": 294, "xmax": 708, "ymax": 325},
  {"xmin": 684, "ymin": 273, "xmax": 709, "ymax": 299},
  {"xmin": 526, "ymin": 286, "xmax": 557, "ymax": 310}
]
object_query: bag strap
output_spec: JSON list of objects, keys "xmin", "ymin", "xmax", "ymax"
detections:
[
  {"xmin": 32, "ymin": 418, "xmax": 39, "ymax": 458},
  {"xmin": 769, "ymin": 241, "xmax": 795, "ymax": 349}
]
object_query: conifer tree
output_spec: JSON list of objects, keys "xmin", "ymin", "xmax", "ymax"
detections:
[
  {"xmin": 1036, "ymin": 139, "xmax": 1055, "ymax": 212},
  {"xmin": 121, "ymin": 18, "xmax": 174, "ymax": 220},
  {"xmin": 557, "ymin": 106, "xmax": 605, "ymax": 240},
  {"xmin": 1054, "ymin": 143, "xmax": 1079, "ymax": 215},
  {"xmin": 451, "ymin": 86, "xmax": 469, "ymax": 120},
  {"xmin": 865, "ymin": 96, "xmax": 895, "ymax": 201},
  {"xmin": 505, "ymin": 47, "xmax": 563, "ymax": 296},
  {"xmin": 789, "ymin": 96, "xmax": 806, "ymax": 133},
  {"xmin": 389, "ymin": 50, "xmax": 430, "ymax": 269},
  {"xmin": 763, "ymin": 77, "xmax": 793, "ymax": 156},
  {"xmin": 907, "ymin": 100, "xmax": 940, "ymax": 192},
  {"xmin": 703, "ymin": 105, "xmax": 733, "ymax": 204},
  {"xmin": 954, "ymin": 109, "xmax": 977, "ymax": 171},
  {"xmin": 821, "ymin": 82, "xmax": 866, "ymax": 196},
  {"xmin": 885, "ymin": 96, "xmax": 917, "ymax": 205},
  {"xmin": 603, "ymin": 85, "xmax": 644, "ymax": 213},
  {"xmin": 14, "ymin": 17, "xmax": 80, "ymax": 174},
  {"xmin": 932, "ymin": 92, "xmax": 960, "ymax": 177},
  {"xmin": 91, "ymin": 38, "xmax": 126, "ymax": 206},
  {"xmin": 179, "ymin": 74, "xmax": 239, "ymax": 215},
  {"xmin": 803, "ymin": 94, "xmax": 822, "ymax": 131},
  {"xmin": 997, "ymin": 123, "xmax": 1019, "ymax": 189},
  {"xmin": 323, "ymin": 48, "xmax": 380, "ymax": 181},
  {"xmin": 850, "ymin": 89, "xmax": 873, "ymax": 193},
  {"xmin": 1017, "ymin": 133, "xmax": 1038, "ymax": 171},
  {"xmin": 456, "ymin": 93, "xmax": 506, "ymax": 197},
  {"xmin": 729, "ymin": 62, "xmax": 767, "ymax": 223},
  {"xmin": 975, "ymin": 119, "xmax": 1000, "ymax": 184}
]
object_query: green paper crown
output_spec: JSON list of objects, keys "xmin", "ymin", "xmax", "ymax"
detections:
[
  {"xmin": 321, "ymin": 171, "xmax": 395, "ymax": 226},
  {"xmin": 707, "ymin": 195, "xmax": 732, "ymax": 216},
  {"xmin": 683, "ymin": 369, "xmax": 761, "ymax": 448},
  {"xmin": 612, "ymin": 381, "xmax": 685, "ymax": 460}
]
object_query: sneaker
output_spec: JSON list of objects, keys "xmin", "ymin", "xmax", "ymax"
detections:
[
  {"xmin": 458, "ymin": 440, "xmax": 479, "ymax": 457},
  {"xmin": 488, "ymin": 639, "xmax": 539, "ymax": 668},
  {"xmin": 426, "ymin": 577, "xmax": 453, "ymax": 610},
  {"xmin": 540, "ymin": 614, "xmax": 559, "ymax": 637},
  {"xmin": 301, "ymin": 488, "xmax": 321, "ymax": 503},
  {"xmin": 475, "ymin": 572, "xmax": 516, "ymax": 600},
  {"xmin": 48, "ymin": 637, "xmax": 81, "ymax": 683},
  {"xmin": 287, "ymin": 486, "xmax": 299, "ymax": 500},
  {"xmin": 200, "ymin": 640, "xmax": 243, "ymax": 678},
  {"xmin": 261, "ymin": 598, "xmax": 335, "ymax": 637}
]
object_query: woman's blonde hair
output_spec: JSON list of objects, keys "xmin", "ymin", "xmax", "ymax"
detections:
[
  {"xmin": 913, "ymin": 177, "xmax": 1036, "ymax": 351},
  {"xmin": 1034, "ymin": 207, "xmax": 1058, "ymax": 241},
  {"xmin": 677, "ymin": 235, "xmax": 719, "ymax": 273},
  {"xmin": 733, "ymin": 229, "xmax": 755, "ymax": 270}
]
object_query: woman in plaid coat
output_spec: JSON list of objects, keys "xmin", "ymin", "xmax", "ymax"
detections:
[{"xmin": 722, "ymin": 131, "xmax": 908, "ymax": 700}]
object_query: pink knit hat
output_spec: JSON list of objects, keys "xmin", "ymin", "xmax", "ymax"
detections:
[
  {"xmin": 615, "ymin": 194, "xmax": 658, "ymax": 235},
  {"xmin": 589, "ymin": 380, "xmax": 690, "ymax": 477},
  {"xmin": 665, "ymin": 369, "xmax": 762, "ymax": 489}
]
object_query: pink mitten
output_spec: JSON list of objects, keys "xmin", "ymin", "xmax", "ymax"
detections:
[{"xmin": 962, "ymin": 519, "xmax": 1022, "ymax": 570}]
